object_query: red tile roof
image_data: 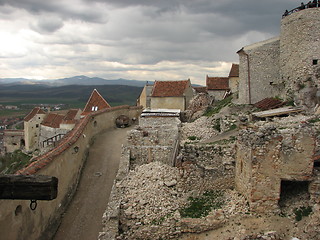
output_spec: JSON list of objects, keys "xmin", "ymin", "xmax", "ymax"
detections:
[
  {"xmin": 151, "ymin": 80, "xmax": 190, "ymax": 97},
  {"xmin": 61, "ymin": 109, "xmax": 81, "ymax": 125},
  {"xmin": 24, "ymin": 107, "xmax": 46, "ymax": 122},
  {"xmin": 42, "ymin": 113, "xmax": 65, "ymax": 128},
  {"xmin": 254, "ymin": 98, "xmax": 285, "ymax": 110},
  {"xmin": 206, "ymin": 76, "xmax": 229, "ymax": 90},
  {"xmin": 82, "ymin": 89, "xmax": 111, "ymax": 115},
  {"xmin": 16, "ymin": 105, "xmax": 143, "ymax": 175},
  {"xmin": 228, "ymin": 64, "xmax": 239, "ymax": 78}
]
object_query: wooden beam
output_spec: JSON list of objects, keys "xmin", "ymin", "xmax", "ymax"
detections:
[{"xmin": 0, "ymin": 175, "xmax": 58, "ymax": 200}]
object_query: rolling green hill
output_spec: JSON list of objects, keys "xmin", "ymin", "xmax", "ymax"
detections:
[{"xmin": 0, "ymin": 84, "xmax": 143, "ymax": 108}]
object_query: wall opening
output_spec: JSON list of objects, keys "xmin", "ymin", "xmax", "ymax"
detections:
[
  {"xmin": 314, "ymin": 161, "xmax": 320, "ymax": 168},
  {"xmin": 279, "ymin": 180, "xmax": 310, "ymax": 208},
  {"xmin": 313, "ymin": 59, "xmax": 318, "ymax": 65}
]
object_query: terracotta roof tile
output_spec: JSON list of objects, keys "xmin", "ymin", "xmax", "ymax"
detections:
[
  {"xmin": 42, "ymin": 113, "xmax": 65, "ymax": 128},
  {"xmin": 206, "ymin": 76, "xmax": 229, "ymax": 90},
  {"xmin": 16, "ymin": 105, "xmax": 142, "ymax": 175},
  {"xmin": 24, "ymin": 107, "xmax": 46, "ymax": 121},
  {"xmin": 82, "ymin": 89, "xmax": 111, "ymax": 115},
  {"xmin": 151, "ymin": 80, "xmax": 190, "ymax": 97},
  {"xmin": 254, "ymin": 98, "xmax": 285, "ymax": 110},
  {"xmin": 228, "ymin": 64, "xmax": 239, "ymax": 77}
]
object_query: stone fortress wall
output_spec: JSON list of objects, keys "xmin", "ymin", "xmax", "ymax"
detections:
[
  {"xmin": 0, "ymin": 105, "xmax": 142, "ymax": 240},
  {"xmin": 238, "ymin": 8, "xmax": 320, "ymax": 105},
  {"xmin": 280, "ymin": 8, "xmax": 320, "ymax": 101}
]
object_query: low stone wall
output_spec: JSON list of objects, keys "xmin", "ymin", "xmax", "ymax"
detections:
[
  {"xmin": 179, "ymin": 142, "xmax": 236, "ymax": 190},
  {"xmin": 0, "ymin": 105, "xmax": 142, "ymax": 240},
  {"xmin": 127, "ymin": 117, "xmax": 181, "ymax": 168}
]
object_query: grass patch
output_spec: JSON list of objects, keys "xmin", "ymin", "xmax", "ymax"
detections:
[
  {"xmin": 294, "ymin": 206, "xmax": 312, "ymax": 221},
  {"xmin": 208, "ymin": 136, "xmax": 237, "ymax": 145},
  {"xmin": 187, "ymin": 136, "xmax": 200, "ymax": 141},
  {"xmin": 203, "ymin": 95, "xmax": 233, "ymax": 117},
  {"xmin": 308, "ymin": 118, "xmax": 320, "ymax": 123},
  {"xmin": 212, "ymin": 118, "xmax": 221, "ymax": 132},
  {"xmin": 227, "ymin": 124, "xmax": 237, "ymax": 132},
  {"xmin": 0, "ymin": 150, "xmax": 33, "ymax": 174},
  {"xmin": 180, "ymin": 190, "xmax": 224, "ymax": 218}
]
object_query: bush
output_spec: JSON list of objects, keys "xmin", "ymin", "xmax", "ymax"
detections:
[
  {"xmin": 294, "ymin": 206, "xmax": 312, "ymax": 221},
  {"xmin": 187, "ymin": 136, "xmax": 199, "ymax": 141}
]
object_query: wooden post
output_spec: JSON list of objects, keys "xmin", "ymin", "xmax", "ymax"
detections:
[{"xmin": 0, "ymin": 175, "xmax": 58, "ymax": 200}]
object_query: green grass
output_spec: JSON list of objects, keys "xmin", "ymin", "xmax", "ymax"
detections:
[
  {"xmin": 0, "ymin": 150, "xmax": 33, "ymax": 174},
  {"xmin": 227, "ymin": 124, "xmax": 237, "ymax": 132},
  {"xmin": 188, "ymin": 136, "xmax": 200, "ymax": 141},
  {"xmin": 180, "ymin": 190, "xmax": 225, "ymax": 218},
  {"xmin": 212, "ymin": 118, "xmax": 221, "ymax": 132},
  {"xmin": 203, "ymin": 95, "xmax": 233, "ymax": 117},
  {"xmin": 0, "ymin": 109, "xmax": 29, "ymax": 118}
]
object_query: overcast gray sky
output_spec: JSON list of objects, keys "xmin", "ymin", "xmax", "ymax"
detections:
[{"xmin": 0, "ymin": 0, "xmax": 298, "ymax": 85}]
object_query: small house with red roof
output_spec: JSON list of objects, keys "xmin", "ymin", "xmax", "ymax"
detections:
[
  {"xmin": 39, "ymin": 109, "xmax": 81, "ymax": 149},
  {"xmin": 206, "ymin": 76, "xmax": 230, "ymax": 100},
  {"xmin": 81, "ymin": 89, "xmax": 111, "ymax": 116},
  {"xmin": 24, "ymin": 107, "xmax": 46, "ymax": 151},
  {"xmin": 150, "ymin": 80, "xmax": 194, "ymax": 111}
]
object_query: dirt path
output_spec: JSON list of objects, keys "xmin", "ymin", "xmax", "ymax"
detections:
[{"xmin": 53, "ymin": 126, "xmax": 132, "ymax": 240}]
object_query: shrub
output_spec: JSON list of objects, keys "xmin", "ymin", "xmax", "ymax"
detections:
[
  {"xmin": 294, "ymin": 206, "xmax": 312, "ymax": 221},
  {"xmin": 188, "ymin": 136, "xmax": 199, "ymax": 141}
]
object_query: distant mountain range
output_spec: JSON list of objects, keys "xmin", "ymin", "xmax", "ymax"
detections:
[{"xmin": 0, "ymin": 75, "xmax": 149, "ymax": 87}]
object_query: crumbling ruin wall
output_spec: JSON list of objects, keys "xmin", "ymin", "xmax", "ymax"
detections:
[
  {"xmin": 179, "ymin": 142, "xmax": 236, "ymax": 190},
  {"xmin": 236, "ymin": 122, "xmax": 315, "ymax": 213},
  {"xmin": 127, "ymin": 117, "xmax": 181, "ymax": 167}
]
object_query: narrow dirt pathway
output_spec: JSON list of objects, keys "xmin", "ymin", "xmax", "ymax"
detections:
[{"xmin": 53, "ymin": 126, "xmax": 132, "ymax": 240}]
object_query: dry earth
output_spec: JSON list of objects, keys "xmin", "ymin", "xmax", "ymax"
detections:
[{"xmin": 53, "ymin": 126, "xmax": 132, "ymax": 240}]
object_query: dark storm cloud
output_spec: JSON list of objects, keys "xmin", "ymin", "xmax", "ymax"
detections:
[
  {"xmin": 0, "ymin": 0, "xmax": 302, "ymax": 81},
  {"xmin": 0, "ymin": 0, "xmax": 108, "ymax": 23}
]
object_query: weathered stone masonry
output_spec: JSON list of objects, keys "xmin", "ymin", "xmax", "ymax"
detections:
[{"xmin": 235, "ymin": 122, "xmax": 319, "ymax": 213}]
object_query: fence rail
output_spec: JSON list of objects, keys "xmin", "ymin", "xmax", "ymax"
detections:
[{"xmin": 282, "ymin": 2, "xmax": 320, "ymax": 18}]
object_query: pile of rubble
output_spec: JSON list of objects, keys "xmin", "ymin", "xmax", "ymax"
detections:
[
  {"xmin": 116, "ymin": 161, "xmax": 251, "ymax": 240},
  {"xmin": 180, "ymin": 116, "xmax": 217, "ymax": 143},
  {"xmin": 117, "ymin": 162, "xmax": 186, "ymax": 240}
]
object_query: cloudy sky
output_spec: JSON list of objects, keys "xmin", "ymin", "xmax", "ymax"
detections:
[{"xmin": 0, "ymin": 0, "xmax": 298, "ymax": 85}]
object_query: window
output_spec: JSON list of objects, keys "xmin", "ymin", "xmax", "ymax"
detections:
[
  {"xmin": 91, "ymin": 106, "xmax": 98, "ymax": 111},
  {"xmin": 313, "ymin": 59, "xmax": 318, "ymax": 65},
  {"xmin": 36, "ymin": 124, "xmax": 39, "ymax": 128}
]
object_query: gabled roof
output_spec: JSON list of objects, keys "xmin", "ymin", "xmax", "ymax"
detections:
[
  {"xmin": 24, "ymin": 107, "xmax": 46, "ymax": 122},
  {"xmin": 206, "ymin": 76, "xmax": 229, "ymax": 90},
  {"xmin": 229, "ymin": 64, "xmax": 239, "ymax": 78},
  {"xmin": 151, "ymin": 80, "xmax": 190, "ymax": 97},
  {"xmin": 42, "ymin": 113, "xmax": 65, "ymax": 128},
  {"xmin": 82, "ymin": 89, "xmax": 111, "ymax": 115},
  {"xmin": 61, "ymin": 109, "xmax": 81, "ymax": 124}
]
